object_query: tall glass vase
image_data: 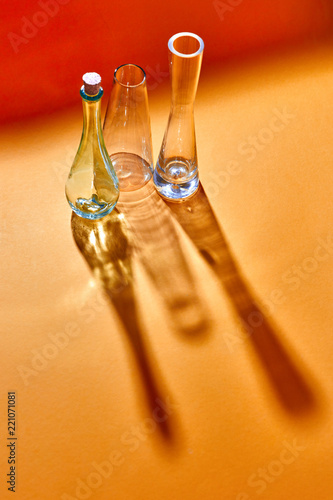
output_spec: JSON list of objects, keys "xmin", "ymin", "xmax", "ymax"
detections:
[{"xmin": 154, "ymin": 32, "xmax": 204, "ymax": 201}]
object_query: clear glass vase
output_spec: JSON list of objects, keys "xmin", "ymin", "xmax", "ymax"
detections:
[
  {"xmin": 65, "ymin": 73, "xmax": 119, "ymax": 220},
  {"xmin": 103, "ymin": 64, "xmax": 154, "ymax": 192},
  {"xmin": 154, "ymin": 32, "xmax": 204, "ymax": 201}
]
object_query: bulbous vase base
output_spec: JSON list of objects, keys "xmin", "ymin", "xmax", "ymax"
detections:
[{"xmin": 153, "ymin": 168, "xmax": 199, "ymax": 201}]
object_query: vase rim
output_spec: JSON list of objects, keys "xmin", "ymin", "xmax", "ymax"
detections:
[
  {"xmin": 113, "ymin": 63, "xmax": 146, "ymax": 88},
  {"xmin": 168, "ymin": 32, "xmax": 204, "ymax": 59}
]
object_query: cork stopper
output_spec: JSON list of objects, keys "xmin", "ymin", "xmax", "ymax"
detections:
[{"xmin": 82, "ymin": 72, "xmax": 101, "ymax": 96}]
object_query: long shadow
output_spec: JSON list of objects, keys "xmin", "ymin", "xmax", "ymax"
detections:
[
  {"xmin": 163, "ymin": 183, "xmax": 317, "ymax": 415},
  {"xmin": 116, "ymin": 180, "xmax": 209, "ymax": 337},
  {"xmin": 71, "ymin": 209, "xmax": 175, "ymax": 439}
]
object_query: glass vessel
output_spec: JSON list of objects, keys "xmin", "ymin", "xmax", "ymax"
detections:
[
  {"xmin": 154, "ymin": 32, "xmax": 204, "ymax": 201},
  {"xmin": 65, "ymin": 72, "xmax": 119, "ymax": 220},
  {"xmin": 103, "ymin": 64, "xmax": 154, "ymax": 192}
]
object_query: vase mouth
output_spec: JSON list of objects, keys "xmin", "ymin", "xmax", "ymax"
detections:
[
  {"xmin": 114, "ymin": 63, "xmax": 146, "ymax": 88},
  {"xmin": 168, "ymin": 32, "xmax": 204, "ymax": 59}
]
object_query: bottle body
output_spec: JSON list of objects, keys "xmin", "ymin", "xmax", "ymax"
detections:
[
  {"xmin": 66, "ymin": 87, "xmax": 119, "ymax": 220},
  {"xmin": 154, "ymin": 32, "xmax": 204, "ymax": 201}
]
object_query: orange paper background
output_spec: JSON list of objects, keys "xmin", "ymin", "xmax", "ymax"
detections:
[
  {"xmin": 1, "ymin": 1, "xmax": 333, "ymax": 500},
  {"xmin": 1, "ymin": 0, "xmax": 332, "ymax": 122}
]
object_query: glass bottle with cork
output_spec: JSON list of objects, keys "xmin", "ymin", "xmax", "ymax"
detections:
[{"xmin": 65, "ymin": 72, "xmax": 119, "ymax": 219}]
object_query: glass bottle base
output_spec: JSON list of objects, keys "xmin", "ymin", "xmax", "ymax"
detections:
[
  {"xmin": 153, "ymin": 168, "xmax": 199, "ymax": 201},
  {"xmin": 110, "ymin": 152, "xmax": 153, "ymax": 192},
  {"xmin": 68, "ymin": 197, "xmax": 118, "ymax": 220}
]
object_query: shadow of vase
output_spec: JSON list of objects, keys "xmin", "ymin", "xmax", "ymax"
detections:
[
  {"xmin": 116, "ymin": 180, "xmax": 210, "ymax": 338},
  {"xmin": 163, "ymin": 183, "xmax": 318, "ymax": 415},
  {"xmin": 71, "ymin": 209, "xmax": 177, "ymax": 440}
]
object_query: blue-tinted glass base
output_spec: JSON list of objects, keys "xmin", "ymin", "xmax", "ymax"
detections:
[
  {"xmin": 68, "ymin": 200, "xmax": 118, "ymax": 220},
  {"xmin": 153, "ymin": 169, "xmax": 199, "ymax": 201}
]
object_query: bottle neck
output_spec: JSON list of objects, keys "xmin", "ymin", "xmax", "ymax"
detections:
[{"xmin": 82, "ymin": 97, "xmax": 102, "ymax": 138}]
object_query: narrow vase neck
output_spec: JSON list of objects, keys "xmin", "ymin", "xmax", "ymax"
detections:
[
  {"xmin": 170, "ymin": 102, "xmax": 194, "ymax": 116},
  {"xmin": 169, "ymin": 51, "xmax": 203, "ymax": 106}
]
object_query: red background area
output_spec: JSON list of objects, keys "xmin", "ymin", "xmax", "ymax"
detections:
[{"xmin": 1, "ymin": 0, "xmax": 332, "ymax": 123}]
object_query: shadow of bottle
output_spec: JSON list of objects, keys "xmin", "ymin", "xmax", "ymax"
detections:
[
  {"xmin": 71, "ymin": 209, "xmax": 176, "ymax": 440},
  {"xmin": 163, "ymin": 183, "xmax": 317, "ymax": 415},
  {"xmin": 116, "ymin": 180, "xmax": 210, "ymax": 338}
]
